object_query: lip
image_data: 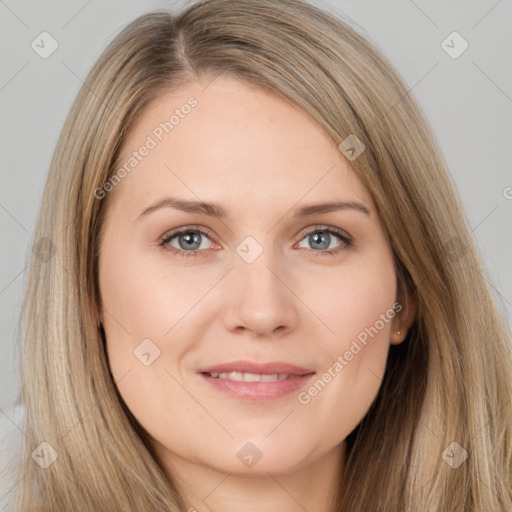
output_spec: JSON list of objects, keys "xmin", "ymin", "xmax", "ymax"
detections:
[
  {"xmin": 197, "ymin": 360, "xmax": 314, "ymax": 376},
  {"xmin": 196, "ymin": 360, "xmax": 316, "ymax": 402}
]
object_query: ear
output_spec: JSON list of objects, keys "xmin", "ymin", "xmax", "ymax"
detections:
[{"xmin": 390, "ymin": 287, "xmax": 417, "ymax": 345}]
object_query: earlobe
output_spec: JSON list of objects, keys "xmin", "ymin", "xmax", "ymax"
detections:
[
  {"xmin": 390, "ymin": 329, "xmax": 406, "ymax": 345},
  {"xmin": 390, "ymin": 290, "xmax": 417, "ymax": 345}
]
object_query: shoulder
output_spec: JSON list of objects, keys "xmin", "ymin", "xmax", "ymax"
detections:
[{"xmin": 0, "ymin": 403, "xmax": 24, "ymax": 512}]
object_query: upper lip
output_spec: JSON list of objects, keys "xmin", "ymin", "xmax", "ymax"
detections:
[{"xmin": 197, "ymin": 360, "xmax": 315, "ymax": 376}]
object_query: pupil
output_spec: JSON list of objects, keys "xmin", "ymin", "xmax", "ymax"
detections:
[
  {"xmin": 311, "ymin": 232, "xmax": 329, "ymax": 250},
  {"xmin": 181, "ymin": 231, "xmax": 200, "ymax": 250}
]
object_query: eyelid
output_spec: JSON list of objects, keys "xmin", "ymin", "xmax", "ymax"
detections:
[
  {"xmin": 160, "ymin": 223, "xmax": 351, "ymax": 243},
  {"xmin": 296, "ymin": 224, "xmax": 351, "ymax": 241},
  {"xmin": 160, "ymin": 224, "xmax": 216, "ymax": 242},
  {"xmin": 159, "ymin": 223, "xmax": 353, "ymax": 256}
]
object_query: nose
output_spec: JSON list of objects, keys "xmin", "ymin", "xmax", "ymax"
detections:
[{"xmin": 222, "ymin": 249, "xmax": 300, "ymax": 338}]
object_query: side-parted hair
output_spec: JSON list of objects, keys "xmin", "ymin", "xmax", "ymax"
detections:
[{"xmin": 15, "ymin": 0, "xmax": 512, "ymax": 510}]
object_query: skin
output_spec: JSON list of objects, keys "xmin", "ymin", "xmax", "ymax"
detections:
[{"xmin": 98, "ymin": 75, "xmax": 416, "ymax": 512}]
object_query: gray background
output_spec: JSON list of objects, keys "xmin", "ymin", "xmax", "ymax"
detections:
[{"xmin": 1, "ymin": 0, "xmax": 511, "ymax": 411}]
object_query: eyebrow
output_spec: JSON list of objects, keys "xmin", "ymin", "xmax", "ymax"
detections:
[{"xmin": 136, "ymin": 196, "xmax": 370, "ymax": 221}]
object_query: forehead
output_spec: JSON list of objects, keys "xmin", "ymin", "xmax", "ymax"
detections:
[{"xmin": 108, "ymin": 75, "xmax": 373, "ymax": 217}]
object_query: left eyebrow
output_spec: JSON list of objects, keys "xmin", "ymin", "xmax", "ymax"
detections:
[
  {"xmin": 293, "ymin": 201, "xmax": 370, "ymax": 217},
  {"xmin": 135, "ymin": 196, "xmax": 370, "ymax": 221}
]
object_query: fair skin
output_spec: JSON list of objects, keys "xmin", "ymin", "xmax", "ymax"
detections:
[{"xmin": 98, "ymin": 75, "xmax": 416, "ymax": 512}]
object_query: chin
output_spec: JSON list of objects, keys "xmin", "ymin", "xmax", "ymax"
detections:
[{"xmin": 205, "ymin": 437, "xmax": 315, "ymax": 475}]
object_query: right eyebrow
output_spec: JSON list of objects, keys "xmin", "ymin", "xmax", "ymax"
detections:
[{"xmin": 136, "ymin": 196, "xmax": 227, "ymax": 221}]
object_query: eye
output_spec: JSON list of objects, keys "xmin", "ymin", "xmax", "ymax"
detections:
[
  {"xmin": 159, "ymin": 225, "xmax": 352, "ymax": 258},
  {"xmin": 295, "ymin": 225, "xmax": 352, "ymax": 257},
  {"xmin": 160, "ymin": 226, "xmax": 216, "ymax": 258}
]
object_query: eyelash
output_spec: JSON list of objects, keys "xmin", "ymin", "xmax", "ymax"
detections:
[{"xmin": 159, "ymin": 225, "xmax": 353, "ymax": 259}]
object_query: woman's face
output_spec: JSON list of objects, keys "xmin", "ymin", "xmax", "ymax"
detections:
[{"xmin": 98, "ymin": 75, "xmax": 412, "ymax": 479}]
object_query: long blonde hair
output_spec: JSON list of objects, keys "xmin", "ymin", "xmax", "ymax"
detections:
[{"xmin": 15, "ymin": 0, "xmax": 512, "ymax": 510}]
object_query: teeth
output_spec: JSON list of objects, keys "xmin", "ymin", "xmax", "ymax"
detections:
[{"xmin": 207, "ymin": 371, "xmax": 290, "ymax": 382}]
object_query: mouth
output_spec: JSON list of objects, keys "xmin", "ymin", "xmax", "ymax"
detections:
[
  {"xmin": 203, "ymin": 371, "xmax": 302, "ymax": 381},
  {"xmin": 196, "ymin": 360, "xmax": 316, "ymax": 402}
]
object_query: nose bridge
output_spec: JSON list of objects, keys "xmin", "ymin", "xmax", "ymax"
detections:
[{"xmin": 223, "ymin": 234, "xmax": 298, "ymax": 335}]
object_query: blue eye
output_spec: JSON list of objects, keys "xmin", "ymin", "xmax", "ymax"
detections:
[
  {"xmin": 296, "ymin": 226, "xmax": 352, "ymax": 256},
  {"xmin": 160, "ymin": 225, "xmax": 352, "ymax": 258},
  {"xmin": 160, "ymin": 227, "xmax": 214, "ymax": 258}
]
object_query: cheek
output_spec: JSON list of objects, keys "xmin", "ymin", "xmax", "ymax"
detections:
[
  {"xmin": 100, "ymin": 249, "xmax": 209, "ymax": 355},
  {"xmin": 289, "ymin": 266, "xmax": 396, "ymax": 459},
  {"xmin": 98, "ymin": 253, "xmax": 214, "ymax": 424},
  {"xmin": 301, "ymin": 248, "xmax": 397, "ymax": 355},
  {"xmin": 296, "ymin": 262, "xmax": 397, "ymax": 442},
  {"xmin": 99, "ymin": 273, "xmax": 193, "ymax": 450}
]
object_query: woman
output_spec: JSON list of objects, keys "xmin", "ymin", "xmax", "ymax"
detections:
[{"xmin": 10, "ymin": 0, "xmax": 512, "ymax": 510}]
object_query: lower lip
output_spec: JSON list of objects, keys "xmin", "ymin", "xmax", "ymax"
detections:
[{"xmin": 199, "ymin": 373, "xmax": 316, "ymax": 402}]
